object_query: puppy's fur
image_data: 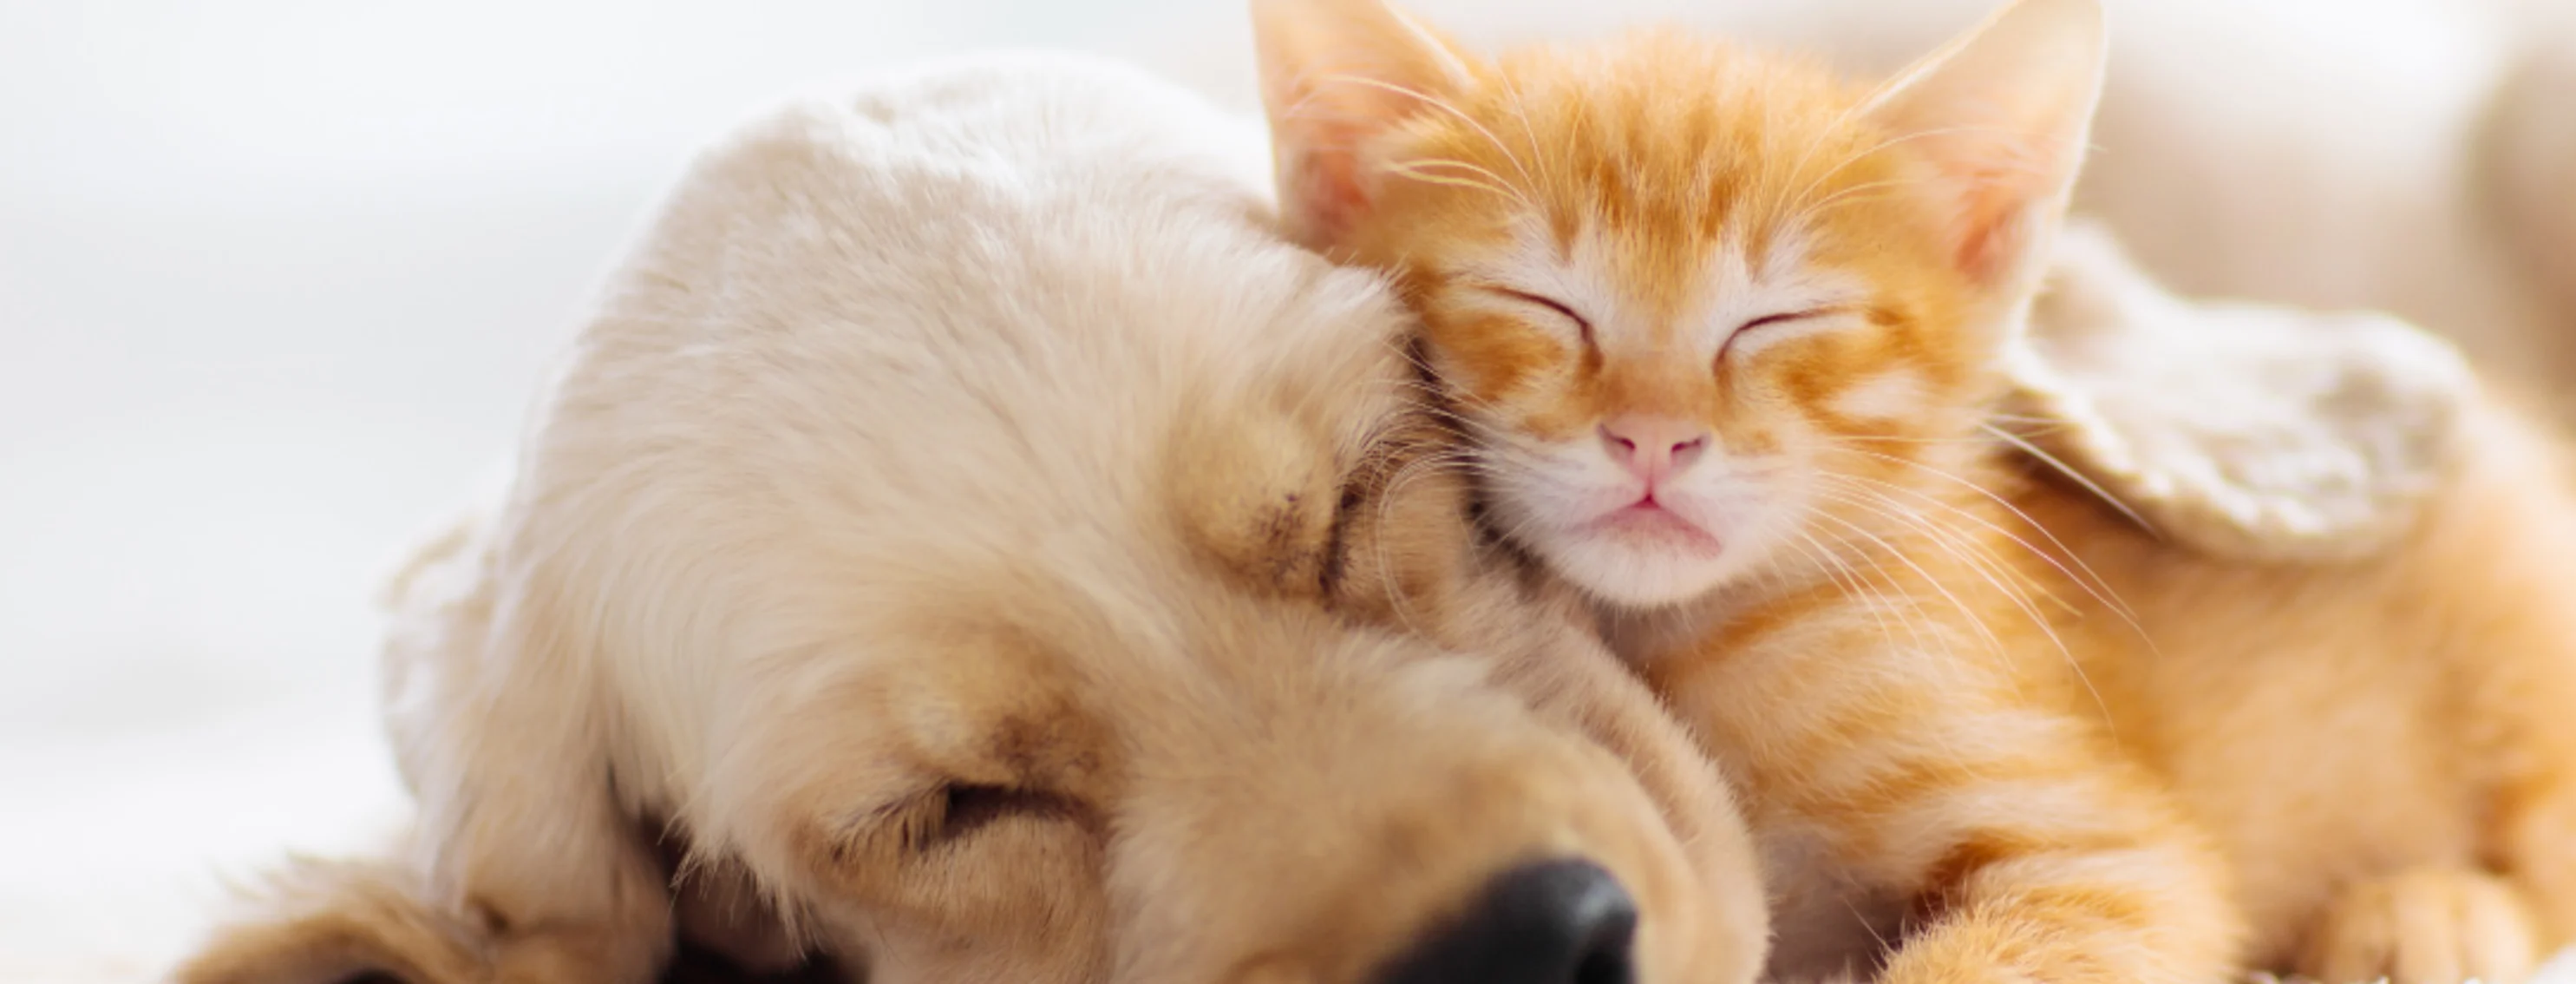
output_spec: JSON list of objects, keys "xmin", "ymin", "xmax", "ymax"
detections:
[{"xmin": 170, "ymin": 54, "xmax": 1769, "ymax": 984}]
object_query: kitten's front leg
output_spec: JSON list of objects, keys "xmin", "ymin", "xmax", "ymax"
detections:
[
  {"xmin": 1660, "ymin": 626, "xmax": 2245, "ymax": 984},
  {"xmin": 1858, "ymin": 755, "xmax": 2243, "ymax": 984},
  {"xmin": 1872, "ymin": 810, "xmax": 2240, "ymax": 984}
]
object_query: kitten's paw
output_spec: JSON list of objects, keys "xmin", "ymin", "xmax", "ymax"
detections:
[{"xmin": 2299, "ymin": 867, "xmax": 2540, "ymax": 984}]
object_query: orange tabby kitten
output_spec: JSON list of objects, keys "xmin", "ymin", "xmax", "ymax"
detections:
[
  {"xmin": 1252, "ymin": 2, "xmax": 2238, "ymax": 982},
  {"xmin": 1254, "ymin": 1, "xmax": 2576, "ymax": 983}
]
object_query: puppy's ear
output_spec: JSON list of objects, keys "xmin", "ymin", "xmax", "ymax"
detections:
[{"xmin": 171, "ymin": 854, "xmax": 486, "ymax": 984}]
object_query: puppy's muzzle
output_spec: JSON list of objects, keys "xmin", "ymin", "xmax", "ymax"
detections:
[{"xmin": 1375, "ymin": 858, "xmax": 1638, "ymax": 984}]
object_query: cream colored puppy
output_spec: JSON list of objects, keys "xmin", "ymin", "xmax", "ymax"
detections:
[{"xmin": 170, "ymin": 53, "xmax": 1769, "ymax": 984}]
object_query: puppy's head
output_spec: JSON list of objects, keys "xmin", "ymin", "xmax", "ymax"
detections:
[
  {"xmin": 690, "ymin": 247, "xmax": 1758, "ymax": 983},
  {"xmin": 173, "ymin": 55, "xmax": 1764, "ymax": 984}
]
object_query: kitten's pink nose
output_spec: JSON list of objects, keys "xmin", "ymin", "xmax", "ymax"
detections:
[{"xmin": 1600, "ymin": 416, "xmax": 1710, "ymax": 486}]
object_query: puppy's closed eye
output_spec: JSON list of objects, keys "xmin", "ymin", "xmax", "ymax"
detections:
[{"xmin": 896, "ymin": 784, "xmax": 1085, "ymax": 856}]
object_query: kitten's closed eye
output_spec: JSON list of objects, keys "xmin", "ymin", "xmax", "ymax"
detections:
[
  {"xmin": 1468, "ymin": 285, "xmax": 1845, "ymax": 364},
  {"xmin": 1739, "ymin": 311, "xmax": 1821, "ymax": 334},
  {"xmin": 1718, "ymin": 309, "xmax": 1848, "ymax": 364},
  {"xmin": 1481, "ymin": 286, "xmax": 1595, "ymax": 349}
]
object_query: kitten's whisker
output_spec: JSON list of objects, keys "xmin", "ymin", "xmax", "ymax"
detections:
[
  {"xmin": 1771, "ymin": 523, "xmax": 1862, "ymax": 607},
  {"xmin": 1392, "ymin": 347, "xmax": 1516, "ymax": 423},
  {"xmin": 1836, "ymin": 434, "xmax": 2022, "ymax": 445},
  {"xmin": 1978, "ymin": 423, "xmax": 2156, "ymax": 535},
  {"xmin": 1385, "ymin": 158, "xmax": 1535, "ymax": 210},
  {"xmin": 1811, "ymin": 481, "xmax": 2047, "ymax": 613},
  {"xmin": 1770, "ymin": 95, "xmax": 1883, "ymax": 230},
  {"xmin": 1779, "ymin": 497, "xmax": 1919, "ymax": 642},
  {"xmin": 1315, "ymin": 74, "xmax": 1540, "ymax": 189},
  {"xmin": 1371, "ymin": 376, "xmax": 1483, "ymax": 417},
  {"xmin": 1820, "ymin": 462, "xmax": 2141, "ymax": 629},
  {"xmin": 1785, "ymin": 523, "xmax": 1929, "ymax": 658},
  {"xmin": 1827, "ymin": 443, "xmax": 2145, "ymax": 631},
  {"xmin": 1776, "ymin": 123, "xmax": 2023, "ymax": 233},
  {"xmin": 1810, "ymin": 485, "xmax": 2065, "ymax": 666},
  {"xmin": 1496, "ymin": 73, "xmax": 1563, "ymax": 194},
  {"xmin": 1801, "ymin": 508, "xmax": 2007, "ymax": 659},
  {"xmin": 1784, "ymin": 177, "xmax": 1914, "ymax": 229},
  {"xmin": 1363, "ymin": 449, "xmax": 1488, "ymax": 638},
  {"xmin": 1814, "ymin": 480, "xmax": 2121, "ymax": 741},
  {"xmin": 1813, "ymin": 483, "xmax": 2053, "ymax": 631}
]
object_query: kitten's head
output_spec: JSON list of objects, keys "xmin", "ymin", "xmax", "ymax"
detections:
[{"xmin": 1255, "ymin": 0, "xmax": 2106, "ymax": 608}]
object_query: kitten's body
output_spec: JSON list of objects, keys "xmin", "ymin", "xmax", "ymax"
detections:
[
  {"xmin": 1254, "ymin": 1, "xmax": 2576, "ymax": 982},
  {"xmin": 2024, "ymin": 391, "xmax": 2576, "ymax": 981}
]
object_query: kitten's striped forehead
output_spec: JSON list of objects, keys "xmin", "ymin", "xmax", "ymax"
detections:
[
  {"xmin": 1381, "ymin": 25, "xmax": 1987, "ymax": 441},
  {"xmin": 1454, "ymin": 44, "xmax": 1899, "ymax": 334},
  {"xmin": 1504, "ymin": 41, "xmax": 1875, "ymax": 263}
]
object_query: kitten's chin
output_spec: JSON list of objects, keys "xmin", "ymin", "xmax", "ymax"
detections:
[{"xmin": 1528, "ymin": 525, "xmax": 1735, "ymax": 611}]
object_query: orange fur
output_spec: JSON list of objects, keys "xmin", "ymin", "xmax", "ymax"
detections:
[
  {"xmin": 1259, "ymin": 1, "xmax": 2576, "ymax": 982},
  {"xmin": 1254, "ymin": 2, "xmax": 2239, "ymax": 983},
  {"xmin": 2010, "ymin": 390, "xmax": 2576, "ymax": 984}
]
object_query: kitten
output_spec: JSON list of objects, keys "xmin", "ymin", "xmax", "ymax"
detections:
[
  {"xmin": 1254, "ymin": 1, "xmax": 2235, "ymax": 983},
  {"xmin": 1253, "ymin": 1, "xmax": 2576, "ymax": 983}
]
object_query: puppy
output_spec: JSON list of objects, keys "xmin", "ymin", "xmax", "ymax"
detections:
[{"xmin": 170, "ymin": 53, "xmax": 1769, "ymax": 984}]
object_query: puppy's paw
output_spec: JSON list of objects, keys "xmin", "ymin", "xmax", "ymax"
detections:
[
  {"xmin": 169, "ymin": 855, "xmax": 487, "ymax": 984},
  {"xmin": 2299, "ymin": 867, "xmax": 2540, "ymax": 984}
]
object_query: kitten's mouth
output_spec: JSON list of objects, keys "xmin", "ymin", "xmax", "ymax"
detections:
[{"xmin": 1589, "ymin": 500, "xmax": 1723, "ymax": 555}]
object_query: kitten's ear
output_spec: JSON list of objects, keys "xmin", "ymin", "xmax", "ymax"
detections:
[
  {"xmin": 1866, "ymin": 0, "xmax": 2107, "ymax": 294},
  {"xmin": 1252, "ymin": 0, "xmax": 1477, "ymax": 250}
]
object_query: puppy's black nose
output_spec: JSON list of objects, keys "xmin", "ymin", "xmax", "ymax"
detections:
[{"xmin": 1374, "ymin": 858, "xmax": 1638, "ymax": 984}]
